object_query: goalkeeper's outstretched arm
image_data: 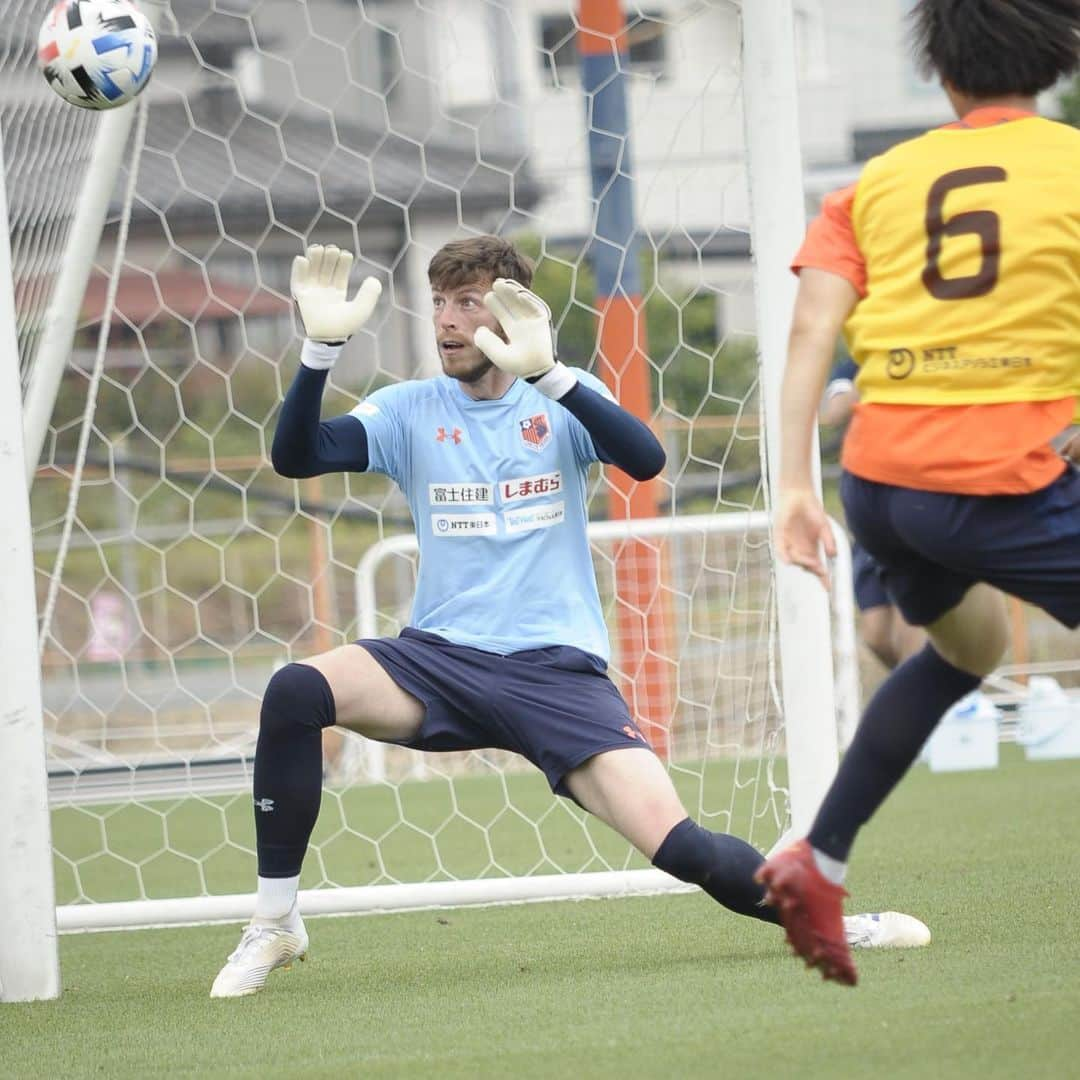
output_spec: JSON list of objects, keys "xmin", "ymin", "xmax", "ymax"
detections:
[
  {"xmin": 272, "ymin": 244, "xmax": 382, "ymax": 479},
  {"xmin": 555, "ymin": 382, "xmax": 665, "ymax": 481},
  {"xmin": 270, "ymin": 355, "xmax": 369, "ymax": 479}
]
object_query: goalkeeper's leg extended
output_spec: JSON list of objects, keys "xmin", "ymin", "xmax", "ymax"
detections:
[
  {"xmin": 563, "ymin": 747, "xmax": 929, "ymax": 955},
  {"xmin": 211, "ymin": 647, "xmax": 426, "ymax": 998}
]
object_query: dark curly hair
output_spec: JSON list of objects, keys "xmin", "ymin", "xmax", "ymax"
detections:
[
  {"xmin": 428, "ymin": 236, "xmax": 533, "ymax": 292},
  {"xmin": 910, "ymin": 0, "xmax": 1080, "ymax": 97}
]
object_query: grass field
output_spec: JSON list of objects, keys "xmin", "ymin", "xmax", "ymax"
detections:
[
  {"xmin": 4, "ymin": 746, "xmax": 1078, "ymax": 1079},
  {"xmin": 48, "ymin": 758, "xmax": 778, "ymax": 906}
]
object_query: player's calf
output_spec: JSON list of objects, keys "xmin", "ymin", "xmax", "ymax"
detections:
[
  {"xmin": 253, "ymin": 663, "xmax": 336, "ymax": 884},
  {"xmin": 209, "ymin": 663, "xmax": 333, "ymax": 999},
  {"xmin": 652, "ymin": 817, "xmax": 780, "ymax": 922}
]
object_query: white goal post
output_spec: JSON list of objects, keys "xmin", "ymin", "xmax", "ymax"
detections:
[
  {"xmin": 4, "ymin": 0, "xmax": 858, "ymax": 989},
  {"xmin": 742, "ymin": 0, "xmax": 841, "ymax": 842},
  {"xmin": 0, "ymin": 130, "xmax": 60, "ymax": 1002}
]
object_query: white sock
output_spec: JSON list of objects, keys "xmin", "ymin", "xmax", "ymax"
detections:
[
  {"xmin": 812, "ymin": 848, "xmax": 848, "ymax": 886},
  {"xmin": 254, "ymin": 875, "xmax": 301, "ymax": 922}
]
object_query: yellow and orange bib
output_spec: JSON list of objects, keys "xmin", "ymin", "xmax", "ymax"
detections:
[{"xmin": 847, "ymin": 115, "xmax": 1080, "ymax": 406}]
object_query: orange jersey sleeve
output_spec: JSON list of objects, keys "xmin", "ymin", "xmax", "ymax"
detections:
[{"xmin": 791, "ymin": 184, "xmax": 867, "ymax": 296}]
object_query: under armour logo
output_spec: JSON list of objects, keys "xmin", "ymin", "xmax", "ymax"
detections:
[
  {"xmin": 254, "ymin": 797, "xmax": 275, "ymax": 812},
  {"xmin": 436, "ymin": 426, "xmax": 463, "ymax": 445}
]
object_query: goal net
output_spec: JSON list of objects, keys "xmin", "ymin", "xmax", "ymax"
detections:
[{"xmin": 4, "ymin": 0, "xmax": 849, "ymax": 941}]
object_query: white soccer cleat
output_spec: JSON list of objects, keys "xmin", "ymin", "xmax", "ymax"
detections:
[
  {"xmin": 844, "ymin": 911, "xmax": 932, "ymax": 950},
  {"xmin": 210, "ymin": 917, "xmax": 309, "ymax": 998}
]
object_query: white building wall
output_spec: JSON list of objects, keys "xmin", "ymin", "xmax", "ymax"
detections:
[
  {"xmin": 517, "ymin": 2, "xmax": 747, "ymax": 240},
  {"xmin": 500, "ymin": 1, "xmax": 857, "ymax": 245},
  {"xmin": 822, "ymin": 0, "xmax": 953, "ymax": 132}
]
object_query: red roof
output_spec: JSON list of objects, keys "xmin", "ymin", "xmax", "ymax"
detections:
[
  {"xmin": 17, "ymin": 268, "xmax": 291, "ymax": 327},
  {"xmin": 79, "ymin": 269, "xmax": 291, "ymax": 326}
]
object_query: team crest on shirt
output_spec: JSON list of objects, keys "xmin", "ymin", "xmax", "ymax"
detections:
[{"xmin": 518, "ymin": 413, "xmax": 551, "ymax": 452}]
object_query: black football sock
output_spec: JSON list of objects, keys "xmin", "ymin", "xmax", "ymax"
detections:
[
  {"xmin": 809, "ymin": 643, "xmax": 981, "ymax": 862},
  {"xmin": 652, "ymin": 817, "xmax": 780, "ymax": 924},
  {"xmin": 253, "ymin": 663, "xmax": 337, "ymax": 878}
]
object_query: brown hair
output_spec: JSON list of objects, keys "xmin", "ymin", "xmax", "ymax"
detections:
[{"xmin": 427, "ymin": 235, "xmax": 534, "ymax": 292}]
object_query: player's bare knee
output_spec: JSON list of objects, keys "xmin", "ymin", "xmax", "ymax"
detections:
[
  {"xmin": 626, "ymin": 791, "xmax": 687, "ymax": 859},
  {"xmin": 894, "ymin": 621, "xmax": 928, "ymax": 665},
  {"xmin": 566, "ymin": 748, "xmax": 685, "ymax": 857},
  {"xmin": 928, "ymin": 587, "xmax": 1008, "ymax": 676},
  {"xmin": 860, "ymin": 608, "xmax": 899, "ymax": 668},
  {"xmin": 929, "ymin": 630, "xmax": 1004, "ymax": 677},
  {"xmin": 866, "ymin": 637, "xmax": 900, "ymax": 670}
]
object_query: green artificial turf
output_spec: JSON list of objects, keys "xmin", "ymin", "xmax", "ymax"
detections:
[
  {"xmin": 3, "ymin": 748, "xmax": 1078, "ymax": 1079},
  {"xmin": 48, "ymin": 758, "xmax": 782, "ymax": 905}
]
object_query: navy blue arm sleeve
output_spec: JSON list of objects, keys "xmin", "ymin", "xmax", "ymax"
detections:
[
  {"xmin": 555, "ymin": 380, "xmax": 665, "ymax": 481},
  {"xmin": 270, "ymin": 364, "xmax": 369, "ymax": 478}
]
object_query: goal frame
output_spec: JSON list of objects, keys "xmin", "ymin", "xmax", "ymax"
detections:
[
  {"xmin": 0, "ymin": 129, "xmax": 60, "ymax": 1002},
  {"xmin": 2, "ymin": 0, "xmax": 838, "ymax": 984},
  {"xmin": 48, "ymin": 512, "xmax": 856, "ymax": 933}
]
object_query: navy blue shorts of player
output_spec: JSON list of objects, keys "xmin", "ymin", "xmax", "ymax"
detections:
[
  {"xmin": 841, "ymin": 465, "xmax": 1080, "ymax": 629},
  {"xmin": 851, "ymin": 540, "xmax": 890, "ymax": 612},
  {"xmin": 358, "ymin": 628, "xmax": 652, "ymax": 794}
]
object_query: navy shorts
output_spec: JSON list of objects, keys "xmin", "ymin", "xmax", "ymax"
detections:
[
  {"xmin": 840, "ymin": 465, "xmax": 1080, "ymax": 629},
  {"xmin": 357, "ymin": 628, "xmax": 652, "ymax": 795},
  {"xmin": 851, "ymin": 540, "xmax": 890, "ymax": 612}
]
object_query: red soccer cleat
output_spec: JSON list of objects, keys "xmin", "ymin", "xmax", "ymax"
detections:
[{"xmin": 755, "ymin": 839, "xmax": 858, "ymax": 986}]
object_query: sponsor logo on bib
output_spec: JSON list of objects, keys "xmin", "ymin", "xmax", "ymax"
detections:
[
  {"xmin": 429, "ymin": 483, "xmax": 494, "ymax": 506},
  {"xmin": 500, "ymin": 471, "xmax": 561, "ymax": 503},
  {"xmin": 504, "ymin": 501, "xmax": 565, "ymax": 534},
  {"xmin": 431, "ymin": 513, "xmax": 497, "ymax": 536}
]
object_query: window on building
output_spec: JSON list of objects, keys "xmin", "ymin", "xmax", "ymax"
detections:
[{"xmin": 538, "ymin": 12, "xmax": 668, "ymax": 87}]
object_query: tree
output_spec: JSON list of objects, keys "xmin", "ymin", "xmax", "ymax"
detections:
[{"xmin": 1059, "ymin": 74, "xmax": 1080, "ymax": 127}]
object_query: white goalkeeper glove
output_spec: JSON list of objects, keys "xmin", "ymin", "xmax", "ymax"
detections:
[
  {"xmin": 474, "ymin": 279, "xmax": 577, "ymax": 399},
  {"xmin": 291, "ymin": 244, "xmax": 382, "ymax": 367}
]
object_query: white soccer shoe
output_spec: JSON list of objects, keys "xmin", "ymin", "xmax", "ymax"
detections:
[
  {"xmin": 210, "ymin": 916, "xmax": 309, "ymax": 998},
  {"xmin": 844, "ymin": 911, "xmax": 932, "ymax": 950}
]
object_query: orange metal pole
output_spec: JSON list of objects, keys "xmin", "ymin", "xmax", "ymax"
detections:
[
  {"xmin": 578, "ymin": 0, "xmax": 672, "ymax": 757},
  {"xmin": 595, "ymin": 297, "xmax": 673, "ymax": 756}
]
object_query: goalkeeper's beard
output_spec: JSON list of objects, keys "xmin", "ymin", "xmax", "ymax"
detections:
[{"xmin": 440, "ymin": 346, "xmax": 495, "ymax": 384}]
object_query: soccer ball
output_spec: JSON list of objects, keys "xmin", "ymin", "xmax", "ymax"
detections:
[{"xmin": 37, "ymin": 0, "xmax": 157, "ymax": 111}]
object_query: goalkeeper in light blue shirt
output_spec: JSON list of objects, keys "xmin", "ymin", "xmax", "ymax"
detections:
[
  {"xmin": 348, "ymin": 326, "xmax": 614, "ymax": 662},
  {"xmin": 211, "ymin": 237, "xmax": 930, "ymax": 997}
]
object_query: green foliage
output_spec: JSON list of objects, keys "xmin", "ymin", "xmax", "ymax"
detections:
[
  {"xmin": 522, "ymin": 238, "xmax": 763, "ymax": 493},
  {"xmin": 522, "ymin": 237, "xmax": 757, "ymax": 406},
  {"xmin": 527, "ymin": 236, "xmax": 711, "ymax": 382},
  {"xmin": 1059, "ymin": 73, "xmax": 1080, "ymax": 127}
]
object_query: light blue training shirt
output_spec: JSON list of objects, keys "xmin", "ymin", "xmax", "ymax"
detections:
[{"xmin": 350, "ymin": 370, "xmax": 613, "ymax": 661}]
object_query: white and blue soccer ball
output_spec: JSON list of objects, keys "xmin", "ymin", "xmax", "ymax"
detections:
[{"xmin": 37, "ymin": 0, "xmax": 157, "ymax": 110}]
